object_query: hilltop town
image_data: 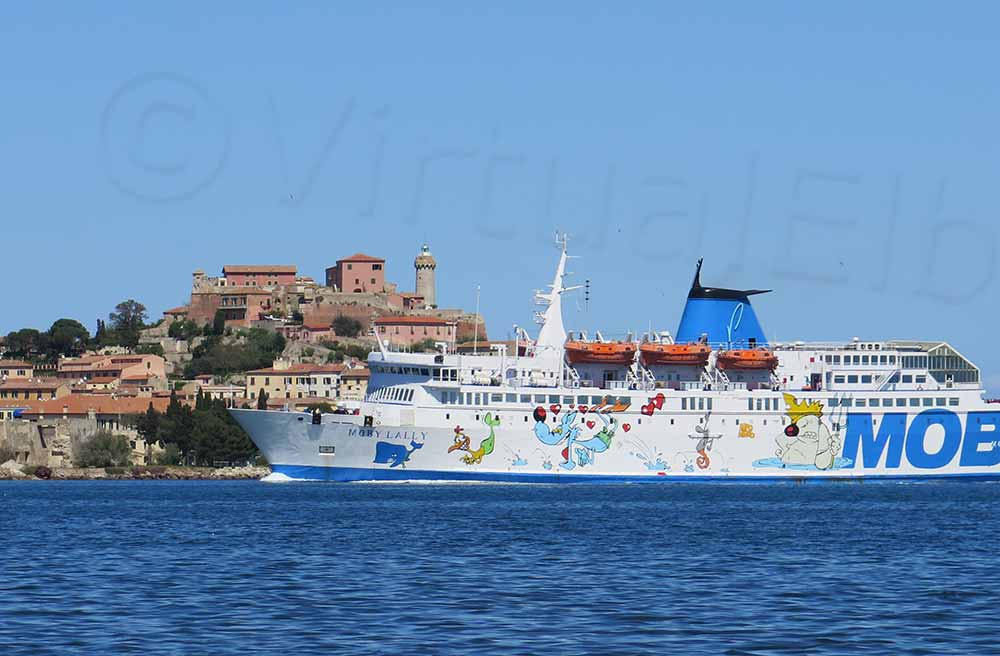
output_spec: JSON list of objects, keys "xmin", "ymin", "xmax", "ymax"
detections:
[{"xmin": 0, "ymin": 244, "xmax": 487, "ymax": 475}]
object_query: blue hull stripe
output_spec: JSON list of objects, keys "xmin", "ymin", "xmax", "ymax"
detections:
[{"xmin": 271, "ymin": 464, "xmax": 1000, "ymax": 484}]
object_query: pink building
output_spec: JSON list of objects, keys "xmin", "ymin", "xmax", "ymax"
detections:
[
  {"xmin": 374, "ymin": 316, "xmax": 456, "ymax": 347},
  {"xmin": 326, "ymin": 254, "xmax": 386, "ymax": 293},
  {"xmin": 222, "ymin": 265, "xmax": 297, "ymax": 288}
]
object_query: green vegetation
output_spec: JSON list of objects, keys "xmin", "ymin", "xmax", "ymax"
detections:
[
  {"xmin": 154, "ymin": 444, "xmax": 183, "ymax": 466},
  {"xmin": 318, "ymin": 340, "xmax": 370, "ymax": 363},
  {"xmin": 48, "ymin": 319, "xmax": 90, "ymax": 356},
  {"xmin": 168, "ymin": 318, "xmax": 204, "ymax": 341},
  {"xmin": 76, "ymin": 432, "xmax": 132, "ymax": 468},
  {"xmin": 212, "ymin": 310, "xmax": 227, "ymax": 336},
  {"xmin": 4, "ymin": 319, "xmax": 90, "ymax": 361},
  {"xmin": 332, "ymin": 315, "xmax": 363, "ymax": 338},
  {"xmin": 134, "ymin": 343, "xmax": 165, "ymax": 357},
  {"xmin": 107, "ymin": 299, "xmax": 149, "ymax": 348},
  {"xmin": 411, "ymin": 338, "xmax": 439, "ymax": 353},
  {"xmin": 305, "ymin": 402, "xmax": 335, "ymax": 413},
  {"xmin": 137, "ymin": 392, "xmax": 258, "ymax": 466},
  {"xmin": 183, "ymin": 328, "xmax": 286, "ymax": 378},
  {"xmin": 3, "ymin": 299, "xmax": 156, "ymax": 363}
]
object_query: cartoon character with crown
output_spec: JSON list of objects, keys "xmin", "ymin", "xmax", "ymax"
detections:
[{"xmin": 775, "ymin": 394, "xmax": 841, "ymax": 470}]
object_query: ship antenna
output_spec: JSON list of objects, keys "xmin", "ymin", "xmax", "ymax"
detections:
[{"xmin": 472, "ymin": 284, "xmax": 482, "ymax": 355}]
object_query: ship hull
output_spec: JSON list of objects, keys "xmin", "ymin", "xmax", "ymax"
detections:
[{"xmin": 231, "ymin": 408, "xmax": 1000, "ymax": 483}]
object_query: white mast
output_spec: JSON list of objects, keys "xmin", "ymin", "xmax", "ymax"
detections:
[
  {"xmin": 473, "ymin": 284, "xmax": 481, "ymax": 355},
  {"xmin": 535, "ymin": 234, "xmax": 582, "ymax": 356}
]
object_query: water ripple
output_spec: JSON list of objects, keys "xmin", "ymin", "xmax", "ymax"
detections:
[{"xmin": 1, "ymin": 480, "xmax": 998, "ymax": 655}]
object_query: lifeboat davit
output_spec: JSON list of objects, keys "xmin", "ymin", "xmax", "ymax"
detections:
[
  {"xmin": 564, "ymin": 341, "xmax": 637, "ymax": 365},
  {"xmin": 716, "ymin": 348, "xmax": 779, "ymax": 371},
  {"xmin": 640, "ymin": 343, "xmax": 712, "ymax": 367}
]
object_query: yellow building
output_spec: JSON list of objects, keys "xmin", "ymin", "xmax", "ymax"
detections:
[
  {"xmin": 339, "ymin": 367, "xmax": 370, "ymax": 402},
  {"xmin": 245, "ymin": 362, "xmax": 346, "ymax": 402},
  {"xmin": 0, "ymin": 379, "xmax": 71, "ymax": 403}
]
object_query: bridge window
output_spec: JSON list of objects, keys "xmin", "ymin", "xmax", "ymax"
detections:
[
  {"xmin": 857, "ymin": 399, "xmax": 867, "ymax": 408},
  {"xmin": 848, "ymin": 375, "xmax": 859, "ymax": 384},
  {"xmin": 909, "ymin": 399, "xmax": 920, "ymax": 407},
  {"xmin": 949, "ymin": 398, "xmax": 960, "ymax": 406}
]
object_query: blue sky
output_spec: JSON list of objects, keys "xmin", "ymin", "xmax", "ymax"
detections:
[{"xmin": 2, "ymin": 3, "xmax": 998, "ymax": 393}]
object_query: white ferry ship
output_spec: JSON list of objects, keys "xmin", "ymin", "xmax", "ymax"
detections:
[{"xmin": 231, "ymin": 240, "xmax": 1000, "ymax": 482}]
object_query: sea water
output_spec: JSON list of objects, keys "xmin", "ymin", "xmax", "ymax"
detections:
[{"xmin": 1, "ymin": 480, "xmax": 998, "ymax": 655}]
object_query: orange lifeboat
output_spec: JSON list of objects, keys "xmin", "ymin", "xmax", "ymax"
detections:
[
  {"xmin": 564, "ymin": 341, "xmax": 637, "ymax": 365},
  {"xmin": 716, "ymin": 348, "xmax": 779, "ymax": 371},
  {"xmin": 640, "ymin": 343, "xmax": 712, "ymax": 367}
]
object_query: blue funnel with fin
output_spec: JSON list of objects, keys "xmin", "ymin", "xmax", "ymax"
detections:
[{"xmin": 675, "ymin": 260, "xmax": 770, "ymax": 347}]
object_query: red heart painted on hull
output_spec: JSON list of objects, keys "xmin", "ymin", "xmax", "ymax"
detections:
[
  {"xmin": 654, "ymin": 393, "xmax": 665, "ymax": 410},
  {"xmin": 578, "ymin": 406, "xmax": 588, "ymax": 414},
  {"xmin": 641, "ymin": 404, "xmax": 655, "ymax": 417},
  {"xmin": 561, "ymin": 447, "xmax": 569, "ymax": 461},
  {"xmin": 586, "ymin": 420, "xmax": 596, "ymax": 429},
  {"xmin": 622, "ymin": 423, "xmax": 631, "ymax": 432},
  {"xmin": 550, "ymin": 404, "xmax": 562, "ymax": 415}
]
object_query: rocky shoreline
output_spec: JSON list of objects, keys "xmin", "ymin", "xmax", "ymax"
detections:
[{"xmin": 0, "ymin": 461, "xmax": 270, "ymax": 481}]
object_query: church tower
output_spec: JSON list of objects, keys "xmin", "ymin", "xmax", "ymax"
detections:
[{"xmin": 414, "ymin": 244, "xmax": 437, "ymax": 308}]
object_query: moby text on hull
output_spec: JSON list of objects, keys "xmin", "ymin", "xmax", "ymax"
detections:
[{"xmin": 231, "ymin": 239, "xmax": 1000, "ymax": 483}]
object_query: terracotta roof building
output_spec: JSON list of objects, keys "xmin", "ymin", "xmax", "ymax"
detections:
[
  {"xmin": 0, "ymin": 360, "xmax": 34, "ymax": 379},
  {"xmin": 326, "ymin": 253, "xmax": 386, "ymax": 293},
  {"xmin": 0, "ymin": 379, "xmax": 72, "ymax": 402},
  {"xmin": 374, "ymin": 315, "xmax": 457, "ymax": 348},
  {"xmin": 222, "ymin": 265, "xmax": 297, "ymax": 288},
  {"xmin": 339, "ymin": 367, "xmax": 370, "ymax": 402},
  {"xmin": 245, "ymin": 362, "xmax": 349, "ymax": 402}
]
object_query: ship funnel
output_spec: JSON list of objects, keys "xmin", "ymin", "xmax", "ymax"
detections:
[{"xmin": 675, "ymin": 259, "xmax": 770, "ymax": 347}]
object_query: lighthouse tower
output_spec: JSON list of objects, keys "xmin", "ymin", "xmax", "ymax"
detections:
[{"xmin": 414, "ymin": 244, "xmax": 437, "ymax": 308}]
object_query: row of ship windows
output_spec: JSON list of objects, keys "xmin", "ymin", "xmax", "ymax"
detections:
[
  {"xmin": 831, "ymin": 397, "xmax": 960, "ymax": 409},
  {"xmin": 832, "ymin": 374, "xmax": 927, "ymax": 385},
  {"xmin": 368, "ymin": 387, "xmax": 415, "ymax": 403},
  {"xmin": 824, "ymin": 354, "xmax": 932, "ymax": 369},
  {"xmin": 370, "ymin": 365, "xmax": 435, "ymax": 377},
  {"xmin": 742, "ymin": 397, "xmax": 962, "ymax": 411},
  {"xmin": 439, "ymin": 392, "xmax": 632, "ymax": 407}
]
